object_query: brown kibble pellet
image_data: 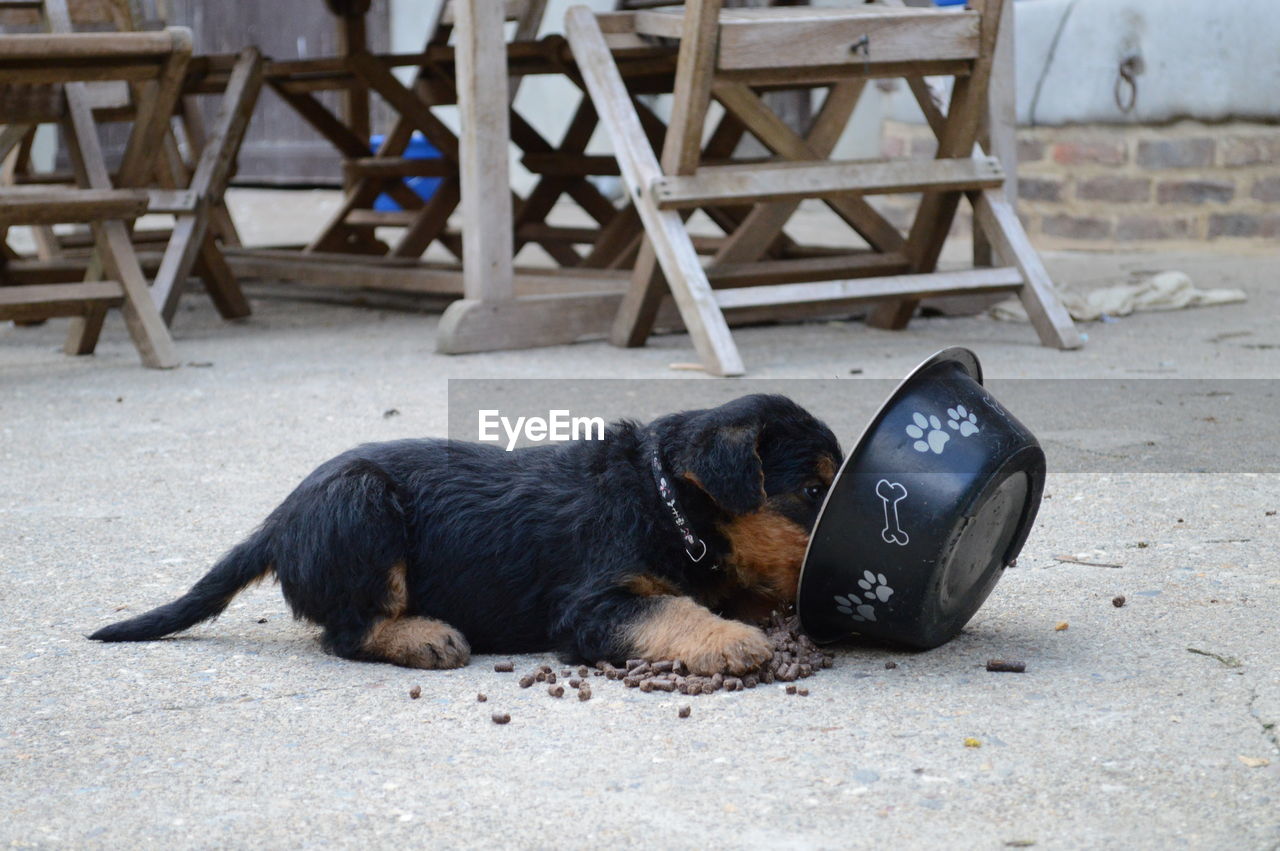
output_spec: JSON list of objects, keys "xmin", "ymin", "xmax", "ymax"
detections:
[
  {"xmin": 578, "ymin": 666, "xmax": 589, "ymax": 677},
  {"xmin": 561, "ymin": 669, "xmax": 571, "ymax": 677},
  {"xmin": 569, "ymin": 678, "xmax": 581, "ymax": 689},
  {"xmin": 409, "ymin": 686, "xmax": 422, "ymax": 699},
  {"xmin": 518, "ymin": 675, "xmax": 535, "ymax": 689},
  {"xmin": 785, "ymin": 684, "xmax": 797, "ymax": 695},
  {"xmin": 639, "ymin": 680, "xmax": 654, "ymax": 693},
  {"xmin": 546, "ymin": 673, "xmax": 557, "ymax": 684},
  {"xmin": 539, "ymin": 665, "xmax": 552, "ymax": 673},
  {"xmin": 884, "ymin": 661, "xmax": 897, "ymax": 669},
  {"xmin": 535, "ymin": 671, "xmax": 547, "ymax": 683},
  {"xmin": 578, "ymin": 686, "xmax": 591, "ymax": 701},
  {"xmin": 491, "ymin": 712, "xmax": 511, "ymax": 725},
  {"xmin": 797, "ymin": 688, "xmax": 809, "ymax": 696},
  {"xmin": 493, "ymin": 661, "xmax": 514, "ymax": 673},
  {"xmin": 476, "ymin": 693, "xmax": 487, "ymax": 702},
  {"xmin": 678, "ymin": 705, "xmax": 691, "ymax": 719},
  {"xmin": 548, "ymin": 685, "xmax": 564, "ymax": 698},
  {"xmin": 1112, "ymin": 595, "xmax": 1126, "ymax": 608},
  {"xmin": 986, "ymin": 659, "xmax": 1027, "ymax": 673}
]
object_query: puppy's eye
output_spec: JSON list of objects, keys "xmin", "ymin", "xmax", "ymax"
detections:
[{"xmin": 804, "ymin": 484, "xmax": 828, "ymax": 502}]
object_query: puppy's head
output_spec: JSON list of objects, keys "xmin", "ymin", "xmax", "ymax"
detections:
[{"xmin": 663, "ymin": 394, "xmax": 841, "ymax": 604}]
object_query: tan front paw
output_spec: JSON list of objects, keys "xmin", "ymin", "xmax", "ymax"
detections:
[
  {"xmin": 682, "ymin": 619, "xmax": 773, "ymax": 676},
  {"xmin": 626, "ymin": 596, "xmax": 773, "ymax": 676}
]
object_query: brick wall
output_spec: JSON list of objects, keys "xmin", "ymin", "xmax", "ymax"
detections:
[{"xmin": 878, "ymin": 120, "xmax": 1280, "ymax": 250}]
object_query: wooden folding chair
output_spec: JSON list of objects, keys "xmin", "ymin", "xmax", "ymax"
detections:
[
  {"xmin": 0, "ymin": 26, "xmax": 191, "ymax": 366},
  {"xmin": 0, "ymin": 0, "xmax": 264, "ymax": 324},
  {"xmin": 566, "ymin": 0, "xmax": 1082, "ymax": 376}
]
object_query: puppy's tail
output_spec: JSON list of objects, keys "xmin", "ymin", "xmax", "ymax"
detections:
[{"xmin": 89, "ymin": 529, "xmax": 273, "ymax": 642}]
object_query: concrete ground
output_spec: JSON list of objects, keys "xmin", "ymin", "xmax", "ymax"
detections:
[{"xmin": 2, "ymin": 197, "xmax": 1278, "ymax": 848}]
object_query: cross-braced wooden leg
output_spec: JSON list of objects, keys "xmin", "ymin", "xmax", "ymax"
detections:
[
  {"xmin": 153, "ymin": 47, "xmax": 263, "ymax": 323},
  {"xmin": 868, "ymin": 0, "xmax": 1005, "ymax": 330},
  {"xmin": 61, "ymin": 78, "xmax": 179, "ymax": 368},
  {"xmin": 568, "ymin": 5, "xmax": 744, "ymax": 376}
]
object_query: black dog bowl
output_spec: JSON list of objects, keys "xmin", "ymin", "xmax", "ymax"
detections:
[{"xmin": 797, "ymin": 348, "xmax": 1045, "ymax": 649}]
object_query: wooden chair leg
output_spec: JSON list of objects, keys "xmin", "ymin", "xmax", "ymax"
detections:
[
  {"xmin": 64, "ymin": 304, "xmax": 107, "ymax": 355},
  {"xmin": 567, "ymin": 5, "xmax": 743, "ymax": 376},
  {"xmin": 195, "ymin": 233, "xmax": 251, "ymax": 320},
  {"xmin": 153, "ymin": 47, "xmax": 263, "ymax": 321},
  {"xmin": 610, "ymin": 239, "xmax": 665, "ymax": 347},
  {"xmin": 60, "ymin": 75, "xmax": 180, "ymax": 368},
  {"xmin": 972, "ymin": 189, "xmax": 1081, "ymax": 350}
]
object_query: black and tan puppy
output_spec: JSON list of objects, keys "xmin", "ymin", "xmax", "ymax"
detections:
[{"xmin": 91, "ymin": 394, "xmax": 841, "ymax": 675}]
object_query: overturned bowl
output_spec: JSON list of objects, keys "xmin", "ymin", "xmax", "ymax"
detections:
[{"xmin": 797, "ymin": 348, "xmax": 1045, "ymax": 649}]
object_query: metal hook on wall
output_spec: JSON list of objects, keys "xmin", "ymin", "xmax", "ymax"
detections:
[{"xmin": 1114, "ymin": 54, "xmax": 1145, "ymax": 114}]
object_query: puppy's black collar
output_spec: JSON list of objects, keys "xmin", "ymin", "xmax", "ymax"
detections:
[{"xmin": 649, "ymin": 444, "xmax": 718, "ymax": 570}]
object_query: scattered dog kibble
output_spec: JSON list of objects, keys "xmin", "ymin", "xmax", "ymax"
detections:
[
  {"xmin": 1137, "ymin": 541, "xmax": 1149, "ymax": 548},
  {"xmin": 1054, "ymin": 622, "xmax": 1069, "ymax": 631},
  {"xmin": 408, "ymin": 686, "xmax": 421, "ymax": 700},
  {"xmin": 986, "ymin": 659, "xmax": 1027, "ymax": 673},
  {"xmin": 678, "ymin": 705, "xmax": 691, "ymax": 719},
  {"xmin": 1266, "ymin": 510, "xmax": 1276, "ymax": 517},
  {"xmin": 476, "ymin": 693, "xmax": 487, "ymax": 703},
  {"xmin": 506, "ymin": 613, "xmax": 830, "ymax": 708},
  {"xmin": 884, "ymin": 661, "xmax": 897, "ymax": 670},
  {"xmin": 1112, "ymin": 595, "xmax": 1127, "ymax": 608},
  {"xmin": 493, "ymin": 661, "xmax": 514, "ymax": 673},
  {"xmin": 964, "ymin": 737, "xmax": 982, "ymax": 748},
  {"xmin": 797, "ymin": 688, "xmax": 809, "ymax": 696},
  {"xmin": 785, "ymin": 685, "xmax": 797, "ymax": 695},
  {"xmin": 491, "ymin": 712, "xmax": 511, "ymax": 725}
]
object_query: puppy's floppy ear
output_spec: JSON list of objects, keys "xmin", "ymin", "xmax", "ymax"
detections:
[{"xmin": 673, "ymin": 419, "xmax": 765, "ymax": 516}]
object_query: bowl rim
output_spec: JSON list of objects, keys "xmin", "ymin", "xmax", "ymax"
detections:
[{"xmin": 796, "ymin": 346, "xmax": 983, "ymax": 610}]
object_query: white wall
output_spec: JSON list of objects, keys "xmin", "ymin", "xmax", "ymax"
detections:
[{"xmin": 886, "ymin": 0, "xmax": 1280, "ymax": 127}]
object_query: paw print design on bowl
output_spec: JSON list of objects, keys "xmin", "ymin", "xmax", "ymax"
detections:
[
  {"xmin": 905, "ymin": 412, "xmax": 949, "ymax": 454},
  {"xmin": 947, "ymin": 405, "xmax": 980, "ymax": 437},
  {"xmin": 834, "ymin": 571, "xmax": 895, "ymax": 623}
]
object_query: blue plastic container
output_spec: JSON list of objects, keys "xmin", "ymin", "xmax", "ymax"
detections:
[
  {"xmin": 370, "ymin": 133, "xmax": 442, "ymax": 212},
  {"xmin": 933, "ymin": 0, "xmax": 967, "ymax": 6}
]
